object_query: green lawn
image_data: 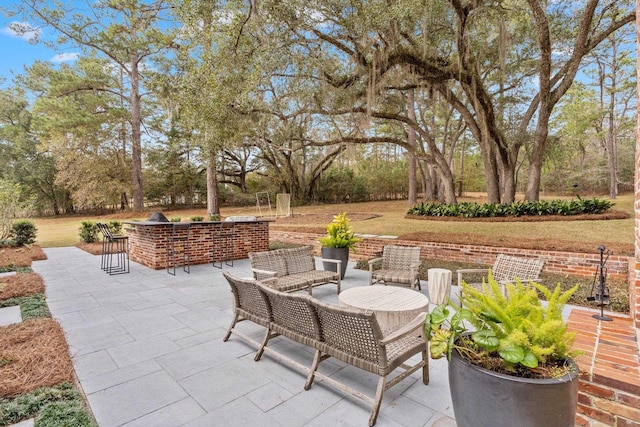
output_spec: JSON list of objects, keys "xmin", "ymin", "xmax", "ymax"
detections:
[{"xmin": 29, "ymin": 193, "xmax": 635, "ymax": 249}]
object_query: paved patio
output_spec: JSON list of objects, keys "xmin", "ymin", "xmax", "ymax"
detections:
[{"xmin": 32, "ymin": 247, "xmax": 457, "ymax": 427}]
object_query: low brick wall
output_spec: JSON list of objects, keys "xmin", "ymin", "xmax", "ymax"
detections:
[{"xmin": 271, "ymin": 230, "xmax": 630, "ymax": 279}]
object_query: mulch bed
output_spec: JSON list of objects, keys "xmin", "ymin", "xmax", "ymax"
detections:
[
  {"xmin": 75, "ymin": 242, "xmax": 104, "ymax": 256},
  {"xmin": 0, "ymin": 246, "xmax": 47, "ymax": 268},
  {"xmin": 0, "ymin": 246, "xmax": 75, "ymax": 401},
  {"xmin": 0, "ymin": 318, "xmax": 75, "ymax": 398},
  {"xmin": 0, "ymin": 273, "xmax": 45, "ymax": 301},
  {"xmin": 395, "ymin": 232, "xmax": 635, "ymax": 257}
]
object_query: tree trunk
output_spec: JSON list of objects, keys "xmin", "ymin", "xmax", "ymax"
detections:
[
  {"xmin": 407, "ymin": 89, "xmax": 417, "ymax": 205},
  {"xmin": 206, "ymin": 150, "xmax": 219, "ymax": 217},
  {"xmin": 130, "ymin": 53, "xmax": 144, "ymax": 211}
]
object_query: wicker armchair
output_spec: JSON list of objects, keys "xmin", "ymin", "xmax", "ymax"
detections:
[
  {"xmin": 457, "ymin": 254, "xmax": 545, "ymax": 295},
  {"xmin": 368, "ymin": 245, "xmax": 422, "ymax": 290},
  {"xmin": 309, "ymin": 298, "xmax": 428, "ymax": 426}
]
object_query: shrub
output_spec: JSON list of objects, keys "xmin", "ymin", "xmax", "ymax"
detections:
[
  {"xmin": 169, "ymin": 217, "xmax": 182, "ymax": 222},
  {"xmin": 0, "ymin": 180, "xmax": 34, "ymax": 240},
  {"xmin": 190, "ymin": 216, "xmax": 204, "ymax": 221},
  {"xmin": 407, "ymin": 197, "xmax": 614, "ymax": 218},
  {"xmin": 79, "ymin": 221, "xmax": 99, "ymax": 243},
  {"xmin": 11, "ymin": 220, "xmax": 37, "ymax": 247},
  {"xmin": 208, "ymin": 214, "xmax": 221, "ymax": 221},
  {"xmin": 107, "ymin": 220, "xmax": 122, "ymax": 234}
]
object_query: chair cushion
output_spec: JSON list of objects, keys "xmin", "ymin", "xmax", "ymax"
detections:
[{"xmin": 372, "ymin": 269, "xmax": 415, "ymax": 285}]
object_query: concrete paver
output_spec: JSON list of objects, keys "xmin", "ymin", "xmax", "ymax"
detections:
[
  {"xmin": 0, "ymin": 305, "xmax": 21, "ymax": 326},
  {"xmin": 33, "ymin": 247, "xmax": 456, "ymax": 427}
]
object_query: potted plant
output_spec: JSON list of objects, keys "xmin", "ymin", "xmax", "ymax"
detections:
[
  {"xmin": 318, "ymin": 212, "xmax": 361, "ymax": 279},
  {"xmin": 424, "ymin": 275, "xmax": 580, "ymax": 427}
]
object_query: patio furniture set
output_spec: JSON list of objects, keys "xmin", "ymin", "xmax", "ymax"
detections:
[
  {"xmin": 219, "ymin": 244, "xmax": 545, "ymax": 426},
  {"xmin": 95, "ymin": 223, "xmax": 545, "ymax": 425}
]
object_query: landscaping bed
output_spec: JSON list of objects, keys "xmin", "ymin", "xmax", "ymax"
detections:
[{"xmin": 0, "ymin": 246, "xmax": 96, "ymax": 426}]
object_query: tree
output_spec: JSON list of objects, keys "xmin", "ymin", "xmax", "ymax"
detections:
[
  {"xmin": 0, "ymin": 86, "xmax": 64, "ymax": 214},
  {"xmin": 255, "ymin": 0, "xmax": 634, "ymax": 203},
  {"xmin": 21, "ymin": 58, "xmax": 134, "ymax": 210},
  {"xmin": 7, "ymin": 0, "xmax": 178, "ymax": 211}
]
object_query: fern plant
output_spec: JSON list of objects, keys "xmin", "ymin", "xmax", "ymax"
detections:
[{"xmin": 425, "ymin": 274, "xmax": 579, "ymax": 376}]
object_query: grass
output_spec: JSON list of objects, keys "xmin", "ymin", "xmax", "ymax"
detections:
[
  {"xmin": 0, "ymin": 383, "xmax": 97, "ymax": 427},
  {"xmin": 27, "ymin": 193, "xmax": 635, "ymax": 248}
]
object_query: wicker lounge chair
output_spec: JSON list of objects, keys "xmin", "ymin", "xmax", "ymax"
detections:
[
  {"xmin": 456, "ymin": 254, "xmax": 545, "ymax": 295},
  {"xmin": 368, "ymin": 245, "xmax": 422, "ymax": 290}
]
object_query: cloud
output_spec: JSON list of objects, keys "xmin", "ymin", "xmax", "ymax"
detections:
[
  {"xmin": 50, "ymin": 52, "xmax": 80, "ymax": 63},
  {"xmin": 1, "ymin": 21, "xmax": 40, "ymax": 42}
]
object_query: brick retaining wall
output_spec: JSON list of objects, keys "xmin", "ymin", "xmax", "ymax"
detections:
[{"xmin": 271, "ymin": 230, "xmax": 630, "ymax": 279}]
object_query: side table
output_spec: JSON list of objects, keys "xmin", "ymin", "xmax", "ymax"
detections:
[{"xmin": 427, "ymin": 268, "xmax": 452, "ymax": 305}]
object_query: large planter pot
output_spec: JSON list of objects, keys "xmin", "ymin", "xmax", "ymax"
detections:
[
  {"xmin": 321, "ymin": 247, "xmax": 349, "ymax": 279},
  {"xmin": 448, "ymin": 347, "xmax": 579, "ymax": 427}
]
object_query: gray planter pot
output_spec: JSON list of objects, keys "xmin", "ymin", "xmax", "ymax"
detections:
[
  {"xmin": 449, "ymin": 347, "xmax": 579, "ymax": 427},
  {"xmin": 321, "ymin": 247, "xmax": 349, "ymax": 279}
]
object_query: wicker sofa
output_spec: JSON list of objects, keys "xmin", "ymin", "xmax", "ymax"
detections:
[
  {"xmin": 248, "ymin": 246, "xmax": 341, "ymax": 294},
  {"xmin": 222, "ymin": 271, "xmax": 428, "ymax": 427}
]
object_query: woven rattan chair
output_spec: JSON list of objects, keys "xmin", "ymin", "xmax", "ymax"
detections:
[
  {"xmin": 308, "ymin": 299, "xmax": 428, "ymax": 427},
  {"xmin": 368, "ymin": 245, "xmax": 421, "ymax": 290},
  {"xmin": 457, "ymin": 254, "xmax": 545, "ymax": 295},
  {"xmin": 222, "ymin": 271, "xmax": 272, "ymax": 360}
]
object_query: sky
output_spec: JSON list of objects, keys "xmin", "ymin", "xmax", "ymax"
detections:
[{"xmin": 0, "ymin": 2, "xmax": 80, "ymax": 87}]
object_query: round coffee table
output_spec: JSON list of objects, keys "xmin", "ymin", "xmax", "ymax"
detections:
[{"xmin": 338, "ymin": 286, "xmax": 429, "ymax": 332}]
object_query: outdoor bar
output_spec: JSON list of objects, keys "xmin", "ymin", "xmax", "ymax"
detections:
[{"xmin": 124, "ymin": 213, "xmax": 270, "ymax": 269}]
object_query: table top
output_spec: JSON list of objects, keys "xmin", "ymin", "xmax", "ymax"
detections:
[{"xmin": 339, "ymin": 286, "xmax": 429, "ymax": 312}]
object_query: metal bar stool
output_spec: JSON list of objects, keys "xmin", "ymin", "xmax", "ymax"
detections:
[
  {"xmin": 212, "ymin": 221, "xmax": 235, "ymax": 268},
  {"xmin": 166, "ymin": 222, "xmax": 191, "ymax": 275},
  {"xmin": 97, "ymin": 222, "xmax": 130, "ymax": 275}
]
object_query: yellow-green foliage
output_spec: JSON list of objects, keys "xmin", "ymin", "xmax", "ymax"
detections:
[
  {"xmin": 425, "ymin": 272, "xmax": 578, "ymax": 371},
  {"xmin": 318, "ymin": 212, "xmax": 361, "ymax": 251}
]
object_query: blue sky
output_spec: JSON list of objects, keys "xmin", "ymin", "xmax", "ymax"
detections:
[{"xmin": 0, "ymin": 3, "xmax": 80, "ymax": 87}]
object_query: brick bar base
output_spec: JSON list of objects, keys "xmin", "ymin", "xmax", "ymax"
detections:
[{"xmin": 126, "ymin": 221, "xmax": 270, "ymax": 269}]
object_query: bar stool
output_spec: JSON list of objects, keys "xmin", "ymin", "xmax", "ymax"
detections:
[
  {"xmin": 212, "ymin": 221, "xmax": 235, "ymax": 268},
  {"xmin": 97, "ymin": 222, "xmax": 129, "ymax": 275},
  {"xmin": 166, "ymin": 222, "xmax": 190, "ymax": 275}
]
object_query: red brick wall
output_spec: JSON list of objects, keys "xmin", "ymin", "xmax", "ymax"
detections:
[
  {"xmin": 570, "ymin": 310, "xmax": 640, "ymax": 427},
  {"xmin": 127, "ymin": 221, "xmax": 269, "ymax": 269},
  {"xmin": 271, "ymin": 230, "xmax": 630, "ymax": 279}
]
